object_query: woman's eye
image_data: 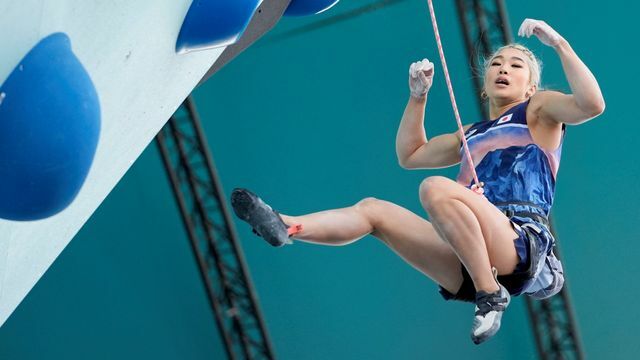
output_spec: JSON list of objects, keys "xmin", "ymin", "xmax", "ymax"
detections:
[
  {"xmin": 512, "ymin": 64, "xmax": 522, "ymax": 68},
  {"xmin": 491, "ymin": 62, "xmax": 500, "ymax": 66}
]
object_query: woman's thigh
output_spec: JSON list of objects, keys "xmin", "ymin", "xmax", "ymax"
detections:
[
  {"xmin": 419, "ymin": 176, "xmax": 520, "ymax": 275},
  {"xmin": 358, "ymin": 198, "xmax": 465, "ymax": 294}
]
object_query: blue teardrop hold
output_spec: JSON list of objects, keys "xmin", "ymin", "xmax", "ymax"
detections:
[
  {"xmin": 0, "ymin": 32, "xmax": 101, "ymax": 221},
  {"xmin": 176, "ymin": 0, "xmax": 260, "ymax": 53}
]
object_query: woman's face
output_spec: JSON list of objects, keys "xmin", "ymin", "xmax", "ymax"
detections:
[{"xmin": 484, "ymin": 47, "xmax": 535, "ymax": 102}]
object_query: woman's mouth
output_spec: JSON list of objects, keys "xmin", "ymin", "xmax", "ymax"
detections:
[{"xmin": 495, "ymin": 77, "xmax": 510, "ymax": 87}]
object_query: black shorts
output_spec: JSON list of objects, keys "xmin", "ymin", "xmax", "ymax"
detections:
[
  {"xmin": 438, "ymin": 216, "xmax": 542, "ymax": 303},
  {"xmin": 438, "ymin": 263, "xmax": 532, "ymax": 302}
]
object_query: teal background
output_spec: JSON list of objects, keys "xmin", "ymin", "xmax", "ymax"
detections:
[{"xmin": 1, "ymin": 0, "xmax": 637, "ymax": 358}]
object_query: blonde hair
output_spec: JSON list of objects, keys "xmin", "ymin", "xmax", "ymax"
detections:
[{"xmin": 481, "ymin": 43, "xmax": 543, "ymax": 93}]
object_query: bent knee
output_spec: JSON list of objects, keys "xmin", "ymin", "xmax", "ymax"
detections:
[
  {"xmin": 355, "ymin": 197, "xmax": 383, "ymax": 212},
  {"xmin": 354, "ymin": 197, "xmax": 389, "ymax": 223},
  {"xmin": 419, "ymin": 176, "xmax": 452, "ymax": 208}
]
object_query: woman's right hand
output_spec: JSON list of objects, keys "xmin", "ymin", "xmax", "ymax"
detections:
[{"xmin": 409, "ymin": 59, "xmax": 435, "ymax": 100}]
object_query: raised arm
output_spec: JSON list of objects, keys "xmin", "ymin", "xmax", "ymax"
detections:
[
  {"xmin": 519, "ymin": 19, "xmax": 605, "ymax": 125},
  {"xmin": 396, "ymin": 59, "xmax": 465, "ymax": 169}
]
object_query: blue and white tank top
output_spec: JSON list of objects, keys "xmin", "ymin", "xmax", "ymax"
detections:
[
  {"xmin": 456, "ymin": 98, "xmax": 565, "ymax": 217},
  {"xmin": 457, "ymin": 99, "xmax": 567, "ymax": 299}
]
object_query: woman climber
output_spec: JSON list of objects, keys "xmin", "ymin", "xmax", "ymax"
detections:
[{"xmin": 230, "ymin": 18, "xmax": 605, "ymax": 344}]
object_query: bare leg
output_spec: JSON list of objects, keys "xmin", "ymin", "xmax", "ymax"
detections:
[
  {"xmin": 280, "ymin": 198, "xmax": 464, "ymax": 293},
  {"xmin": 280, "ymin": 205, "xmax": 372, "ymax": 246},
  {"xmin": 419, "ymin": 176, "xmax": 520, "ymax": 294}
]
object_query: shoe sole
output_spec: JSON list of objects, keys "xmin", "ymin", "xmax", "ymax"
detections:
[
  {"xmin": 471, "ymin": 315, "xmax": 502, "ymax": 345},
  {"xmin": 231, "ymin": 188, "xmax": 290, "ymax": 247}
]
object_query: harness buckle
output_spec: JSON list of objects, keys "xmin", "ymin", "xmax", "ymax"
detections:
[{"xmin": 503, "ymin": 209, "xmax": 515, "ymax": 218}]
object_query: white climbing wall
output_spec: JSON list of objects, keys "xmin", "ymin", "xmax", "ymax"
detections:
[{"xmin": 0, "ymin": 0, "xmax": 230, "ymax": 326}]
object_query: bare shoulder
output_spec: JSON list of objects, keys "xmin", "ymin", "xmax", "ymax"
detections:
[
  {"xmin": 528, "ymin": 90, "xmax": 564, "ymax": 106},
  {"xmin": 527, "ymin": 91, "xmax": 564, "ymax": 126},
  {"xmin": 526, "ymin": 91, "xmax": 565, "ymax": 151}
]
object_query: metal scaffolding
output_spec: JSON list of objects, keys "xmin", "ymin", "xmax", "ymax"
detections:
[
  {"xmin": 454, "ymin": 1, "xmax": 584, "ymax": 358},
  {"xmin": 155, "ymin": 97, "xmax": 275, "ymax": 360},
  {"xmin": 525, "ymin": 220, "xmax": 584, "ymax": 360}
]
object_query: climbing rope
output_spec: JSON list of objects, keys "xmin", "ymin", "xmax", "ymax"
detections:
[{"xmin": 426, "ymin": 0, "xmax": 484, "ymax": 194}]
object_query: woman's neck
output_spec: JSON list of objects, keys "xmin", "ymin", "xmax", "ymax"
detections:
[{"xmin": 488, "ymin": 97, "xmax": 527, "ymax": 119}]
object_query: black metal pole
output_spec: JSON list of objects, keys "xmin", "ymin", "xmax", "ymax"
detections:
[{"xmin": 155, "ymin": 97, "xmax": 276, "ymax": 359}]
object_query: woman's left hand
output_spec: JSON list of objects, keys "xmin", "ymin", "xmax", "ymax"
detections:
[{"xmin": 518, "ymin": 19, "xmax": 564, "ymax": 47}]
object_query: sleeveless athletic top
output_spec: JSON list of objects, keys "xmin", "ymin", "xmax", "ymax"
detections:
[
  {"xmin": 456, "ymin": 99, "xmax": 567, "ymax": 299},
  {"xmin": 456, "ymin": 98, "xmax": 565, "ymax": 218}
]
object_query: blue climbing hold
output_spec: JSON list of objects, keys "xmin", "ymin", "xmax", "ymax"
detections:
[
  {"xmin": 284, "ymin": 0, "xmax": 340, "ymax": 17},
  {"xmin": 176, "ymin": 0, "xmax": 260, "ymax": 53},
  {"xmin": 0, "ymin": 32, "xmax": 101, "ymax": 221}
]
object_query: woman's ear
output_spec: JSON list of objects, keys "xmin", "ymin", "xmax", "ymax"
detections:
[{"xmin": 526, "ymin": 84, "xmax": 537, "ymax": 98}]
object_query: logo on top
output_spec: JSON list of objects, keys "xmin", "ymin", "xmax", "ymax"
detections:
[{"xmin": 497, "ymin": 113, "xmax": 513, "ymax": 124}]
